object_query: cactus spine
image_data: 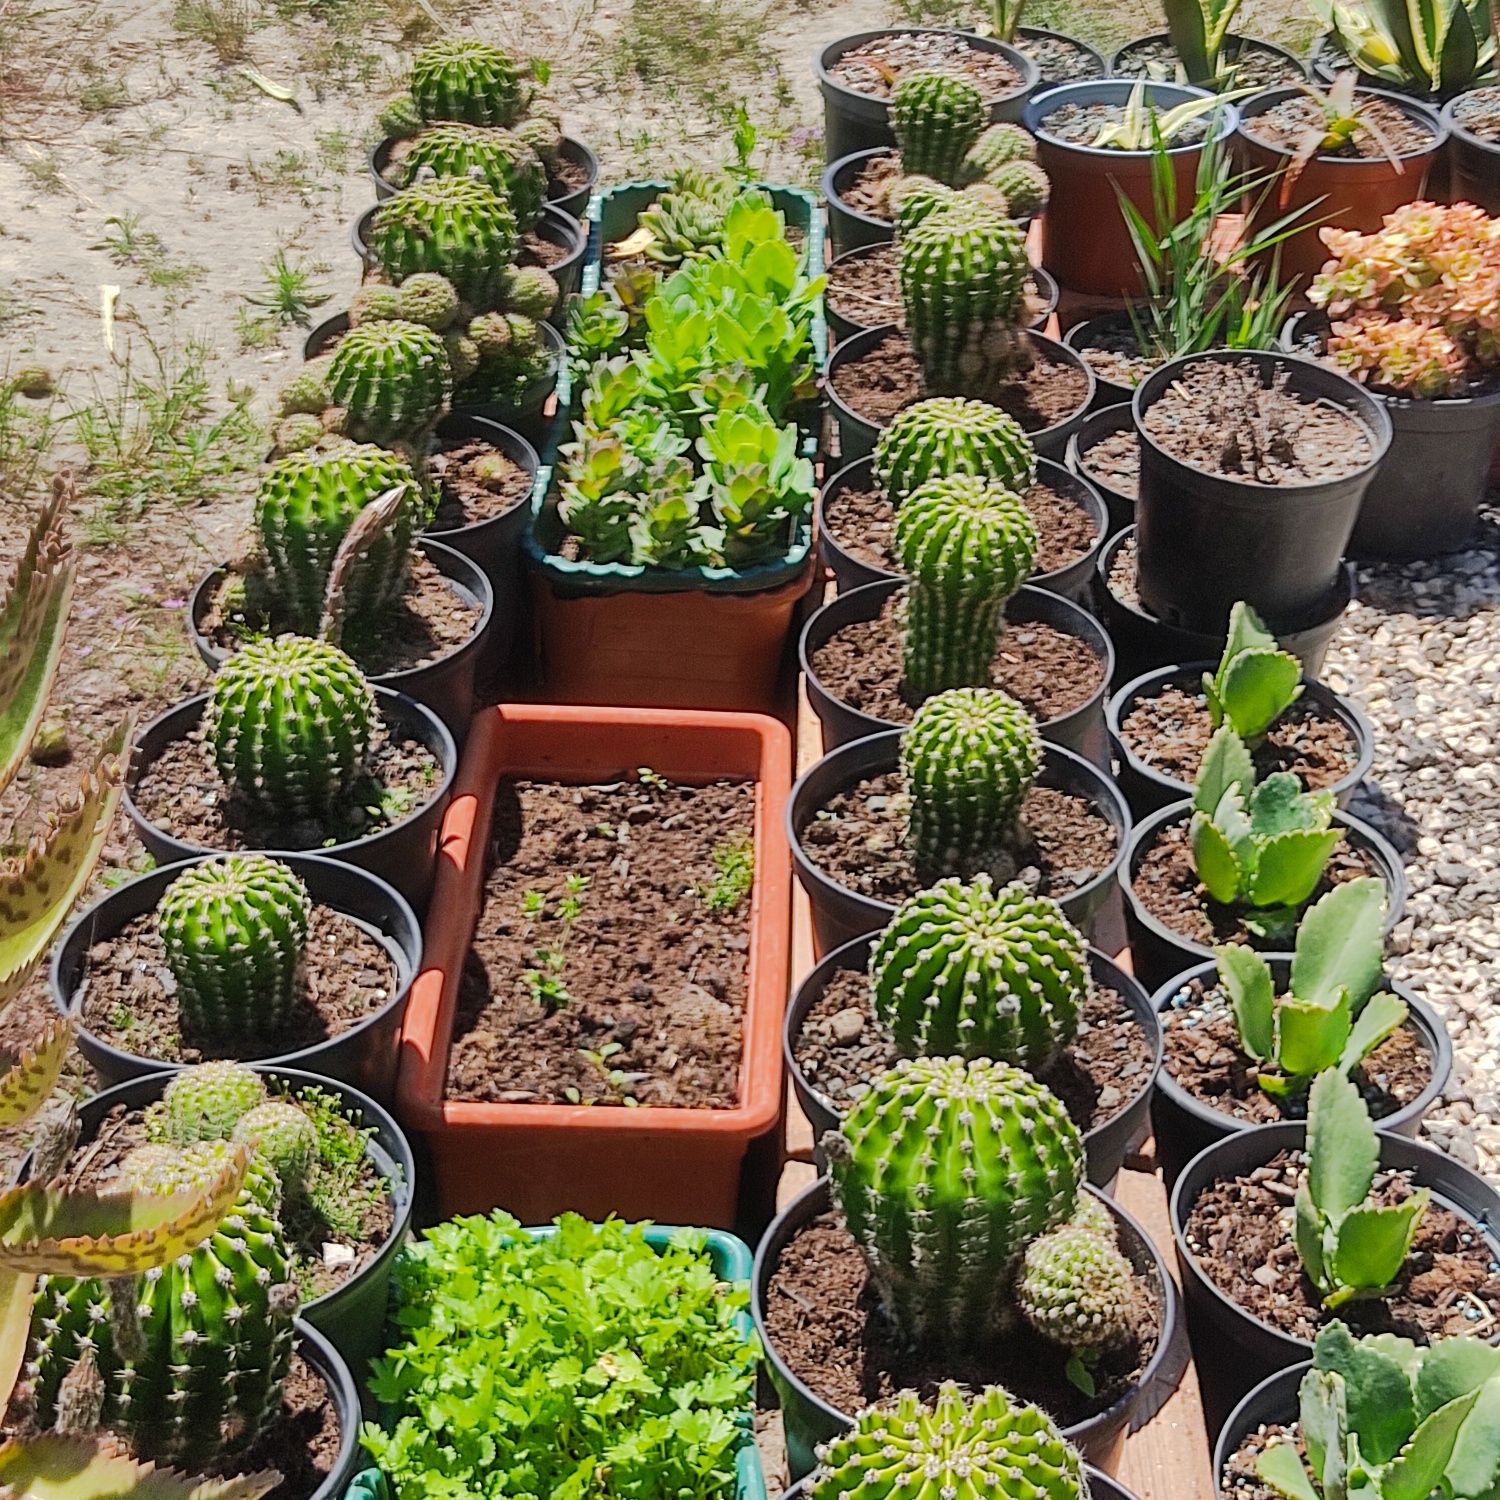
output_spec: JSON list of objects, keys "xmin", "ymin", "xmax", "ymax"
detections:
[
  {"xmin": 232, "ymin": 1101, "xmax": 318, "ymax": 1190},
  {"xmin": 409, "ymin": 37, "xmax": 529, "ymax": 127},
  {"xmin": 889, "ymin": 71, "xmax": 987, "ymax": 184},
  {"xmin": 873, "ymin": 397, "xmax": 1036, "ymax": 506},
  {"xmin": 327, "ymin": 319, "xmax": 451, "ymax": 443},
  {"xmin": 161, "ymin": 1062, "xmax": 268, "ymax": 1143},
  {"xmin": 401, "ymin": 124, "xmax": 547, "ymax": 226},
  {"xmin": 966, "ymin": 122, "xmax": 1036, "ymax": 177},
  {"xmin": 1016, "ymin": 1223, "xmax": 1140, "ymax": 1353},
  {"xmin": 368, "ymin": 177, "xmax": 518, "ymax": 304}
]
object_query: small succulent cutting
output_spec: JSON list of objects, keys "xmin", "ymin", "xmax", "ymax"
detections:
[
  {"xmin": 1203, "ymin": 601, "xmax": 1303, "ymax": 743},
  {"xmin": 1086, "ymin": 81, "xmax": 1228, "ymax": 149},
  {"xmin": 873, "ymin": 397, "xmax": 1037, "ymax": 506}
]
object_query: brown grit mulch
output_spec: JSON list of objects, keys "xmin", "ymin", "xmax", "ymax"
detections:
[{"xmin": 427, "ymin": 435, "xmax": 532, "ymax": 531}]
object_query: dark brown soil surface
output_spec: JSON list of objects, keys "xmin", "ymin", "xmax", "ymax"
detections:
[
  {"xmin": 426, "ymin": 434, "xmax": 532, "ymax": 531},
  {"xmin": 1183, "ymin": 1149, "xmax": 1500, "ymax": 1343},
  {"xmin": 827, "ymin": 241, "xmax": 1053, "ymax": 332},
  {"xmin": 75, "ymin": 903, "xmax": 399, "ymax": 1063},
  {"xmin": 1112, "ymin": 36, "xmax": 1305, "ymax": 88},
  {"xmin": 840, "ymin": 150, "xmax": 900, "ymax": 220},
  {"xmin": 795, "ymin": 966, "xmax": 1153, "ymax": 1133},
  {"xmin": 1221, "ymin": 1423, "xmax": 1303, "ymax": 1500},
  {"xmin": 763, "ymin": 1210, "xmax": 1159, "ymax": 1424},
  {"xmin": 1243, "ymin": 94, "xmax": 1435, "ymax": 157},
  {"xmin": 1019, "ymin": 32, "xmax": 1106, "ymax": 85},
  {"xmin": 829, "ymin": 33, "xmax": 1025, "ymax": 99},
  {"xmin": 823, "ymin": 480, "xmax": 1098, "ymax": 581},
  {"xmin": 1079, "ymin": 425, "xmax": 1141, "ymax": 500},
  {"xmin": 131, "ymin": 718, "xmax": 442, "ymax": 852},
  {"xmin": 548, "ymin": 150, "xmax": 594, "ymax": 201},
  {"xmin": 446, "ymin": 776, "xmax": 755, "ymax": 1107},
  {"xmin": 1038, "ymin": 99, "xmax": 1212, "ymax": 147},
  {"xmin": 1131, "ymin": 817, "xmax": 1385, "ymax": 949},
  {"xmin": 1454, "ymin": 85, "xmax": 1500, "ymax": 143},
  {"xmin": 520, "ymin": 226, "xmax": 568, "ymax": 269},
  {"xmin": 1161, "ymin": 977, "xmax": 1432, "ymax": 1124},
  {"xmin": 1074, "ymin": 324, "xmax": 1157, "ymax": 392},
  {"xmin": 1140, "ymin": 358, "xmax": 1375, "ymax": 484},
  {"xmin": 809, "ymin": 589, "xmax": 1104, "ymax": 726},
  {"xmin": 1118, "ymin": 680, "xmax": 1360, "ymax": 791},
  {"xmin": 831, "ymin": 328, "xmax": 1089, "ymax": 434},
  {"xmin": 798, "ymin": 769, "xmax": 1119, "ymax": 907}
]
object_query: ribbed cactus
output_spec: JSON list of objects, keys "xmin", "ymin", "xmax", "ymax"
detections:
[
  {"xmin": 207, "ymin": 636, "xmax": 376, "ymax": 820},
  {"xmin": 277, "ymin": 357, "xmax": 333, "ymax": 417},
  {"xmin": 966, "ymin": 121, "xmax": 1036, "ymax": 177},
  {"xmin": 514, "ymin": 112, "xmax": 563, "ymax": 171},
  {"xmin": 157, "ymin": 856, "xmax": 311, "ymax": 1042},
  {"xmin": 991, "ymin": 159, "xmax": 1050, "ymax": 218},
  {"xmin": 409, "ymin": 37, "xmax": 529, "ymax": 127},
  {"xmin": 1016, "ymin": 1223, "xmax": 1140, "ymax": 1353},
  {"xmin": 500, "ymin": 264, "xmax": 561, "ymax": 321},
  {"xmin": 232, "ymin": 1101, "xmax": 318, "ymax": 1190},
  {"xmin": 900, "ymin": 199, "xmax": 1032, "ymax": 392},
  {"xmin": 161, "ymin": 1062, "xmax": 268, "ymax": 1143},
  {"xmin": 254, "ymin": 442, "xmax": 416, "ymax": 634},
  {"xmin": 25, "ymin": 1142, "xmax": 295, "ymax": 1468},
  {"xmin": 890, "ymin": 71, "xmax": 987, "ymax": 184},
  {"xmin": 368, "ymin": 176, "xmax": 518, "ymax": 303},
  {"xmin": 874, "ymin": 397, "xmax": 1036, "ymax": 506},
  {"xmin": 888, "ymin": 175, "xmax": 963, "ymax": 231},
  {"xmin": 395, "ymin": 272, "xmax": 460, "ymax": 331},
  {"xmin": 811, "ymin": 1383, "xmax": 1086, "ymax": 1500},
  {"xmin": 901, "ymin": 688, "xmax": 1041, "ymax": 882},
  {"xmin": 401, "ymin": 123, "xmax": 547, "ymax": 225},
  {"xmin": 870, "ymin": 876, "xmax": 1090, "ymax": 1067},
  {"xmin": 327, "ymin": 319, "xmax": 451, "ymax": 443},
  {"xmin": 895, "ymin": 474, "xmax": 1039, "ymax": 695},
  {"xmin": 349, "ymin": 283, "xmax": 404, "ymax": 327},
  {"xmin": 829, "ymin": 1056, "xmax": 1082, "ymax": 1346}
]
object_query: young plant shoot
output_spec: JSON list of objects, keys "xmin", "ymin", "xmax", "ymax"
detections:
[{"xmin": 1203, "ymin": 600, "xmax": 1304, "ymax": 743}]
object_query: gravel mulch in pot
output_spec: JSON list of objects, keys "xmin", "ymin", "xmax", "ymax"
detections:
[
  {"xmin": 1183, "ymin": 1148, "xmax": 1500, "ymax": 1342},
  {"xmin": 446, "ymin": 777, "xmax": 755, "ymax": 1108},
  {"xmin": 1075, "ymin": 326, "xmax": 1157, "ymax": 393},
  {"xmin": 1106, "ymin": 532, "xmax": 1146, "ymax": 602},
  {"xmin": 1080, "ymin": 427, "xmax": 1141, "ymax": 499},
  {"xmin": 1020, "ymin": 33, "xmax": 1104, "ymax": 84},
  {"xmin": 1114, "ymin": 37, "xmax": 1303, "ymax": 88},
  {"xmin": 829, "ymin": 33, "xmax": 1024, "ymax": 98},
  {"xmin": 1038, "ymin": 100, "xmax": 1212, "ymax": 147},
  {"xmin": 1453, "ymin": 85, "xmax": 1500, "ymax": 141},
  {"xmin": 841, "ymin": 152, "xmax": 902, "ymax": 218},
  {"xmin": 828, "ymin": 243, "xmax": 1054, "ymax": 333},
  {"xmin": 1220, "ymin": 1423, "xmax": 1303, "ymax": 1500},
  {"xmin": 1243, "ymin": 94, "xmax": 1435, "ymax": 156},
  {"xmin": 426, "ymin": 434, "xmax": 532, "ymax": 530}
]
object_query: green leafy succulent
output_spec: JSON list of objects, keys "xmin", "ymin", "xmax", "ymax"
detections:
[
  {"xmin": 697, "ymin": 405, "xmax": 815, "ymax": 567},
  {"xmin": 1312, "ymin": 0, "xmax": 1495, "ymax": 96},
  {"xmin": 1203, "ymin": 601, "xmax": 1304, "ymax": 743}
]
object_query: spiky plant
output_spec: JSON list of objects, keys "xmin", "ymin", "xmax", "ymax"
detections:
[
  {"xmin": 1015, "ymin": 1223, "xmax": 1140, "ymax": 1354},
  {"xmin": 990, "ymin": 159, "xmax": 1050, "ymax": 217},
  {"xmin": 276, "ymin": 356, "xmax": 333, "ymax": 417},
  {"xmin": 894, "ymin": 473, "xmax": 1039, "ymax": 696},
  {"xmin": 873, "ymin": 396, "xmax": 1036, "ymax": 507},
  {"xmin": 499, "ymin": 264, "xmax": 561, "ymax": 321},
  {"xmin": 890, "ymin": 71, "xmax": 987, "ymax": 184},
  {"xmin": 395, "ymin": 272, "xmax": 460, "ymax": 332},
  {"xmin": 160, "ymin": 1063, "xmax": 268, "ymax": 1145},
  {"xmin": 231, "ymin": 1102, "xmax": 318, "ymax": 1191},
  {"xmin": 408, "ymin": 37, "xmax": 530, "ymax": 127},
  {"xmin": 401, "ymin": 123, "xmax": 547, "ymax": 226},
  {"xmin": 887, "ymin": 175, "xmax": 963, "ymax": 230},
  {"xmin": 326, "ymin": 319, "xmax": 451, "ymax": 443},
  {"xmin": 349, "ymin": 284, "xmax": 404, "ymax": 327},
  {"xmin": 368, "ymin": 177, "xmax": 518, "ymax": 304},
  {"xmin": 966, "ymin": 121, "xmax": 1036, "ymax": 177}
]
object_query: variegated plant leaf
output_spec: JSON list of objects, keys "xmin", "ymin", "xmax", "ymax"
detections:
[
  {"xmin": 0, "ymin": 1018, "xmax": 73, "ymax": 1130},
  {"xmin": 0, "ymin": 1433, "xmax": 280, "ymax": 1499}
]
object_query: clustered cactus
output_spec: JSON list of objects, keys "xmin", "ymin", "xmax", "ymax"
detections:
[
  {"xmin": 368, "ymin": 175, "xmax": 518, "ymax": 304},
  {"xmin": 408, "ymin": 36, "xmax": 532, "ymax": 127},
  {"xmin": 401, "ymin": 123, "xmax": 547, "ymax": 225},
  {"xmin": 327, "ymin": 318, "xmax": 452, "ymax": 444},
  {"xmin": 890, "ymin": 71, "xmax": 986, "ymax": 185},
  {"xmin": 873, "ymin": 397, "xmax": 1036, "ymax": 506}
]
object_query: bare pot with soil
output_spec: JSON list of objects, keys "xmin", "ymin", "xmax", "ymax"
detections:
[
  {"xmin": 1443, "ymin": 86, "xmax": 1500, "ymax": 213},
  {"xmin": 1067, "ymin": 404, "xmax": 1138, "ymax": 535},
  {"xmin": 1010, "ymin": 25, "xmax": 1107, "ymax": 87},
  {"xmin": 1065, "ymin": 313, "xmax": 1155, "ymax": 410}
]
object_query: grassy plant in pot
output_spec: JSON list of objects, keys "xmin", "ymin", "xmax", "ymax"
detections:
[
  {"xmin": 753, "ymin": 1056, "xmax": 1176, "ymax": 1478},
  {"xmin": 1170, "ymin": 1066, "xmax": 1500, "ymax": 1429},
  {"xmin": 1312, "ymin": 0, "xmax": 1496, "ymax": 100}
]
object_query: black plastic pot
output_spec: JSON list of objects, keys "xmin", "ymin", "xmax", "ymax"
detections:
[
  {"xmin": 785, "ymin": 934, "xmax": 1160, "ymax": 1189},
  {"xmin": 754, "ymin": 1176, "xmax": 1180, "ymax": 1480},
  {"xmin": 816, "ymin": 28, "xmax": 1039, "ymax": 164},
  {"xmin": 1281, "ymin": 310, "xmax": 1500, "ymax": 560},
  {"xmin": 826, "ymin": 324, "xmax": 1095, "ymax": 465},
  {"xmin": 789, "ymin": 729, "xmax": 1131, "ymax": 956},
  {"xmin": 1013, "ymin": 25, "xmax": 1108, "ymax": 87},
  {"xmin": 1105, "ymin": 663, "xmax": 1375, "ymax": 819},
  {"xmin": 1118, "ymin": 799, "xmax": 1408, "ymax": 992},
  {"xmin": 815, "ymin": 456, "xmax": 1106, "ymax": 606},
  {"xmin": 1066, "ymin": 404, "xmax": 1137, "ymax": 536},
  {"xmin": 801, "ymin": 577, "xmax": 1114, "ymax": 765},
  {"xmin": 1109, "ymin": 30, "xmax": 1308, "ymax": 86},
  {"xmin": 53, "ymin": 851, "xmax": 421, "ymax": 1101},
  {"xmin": 782, "ymin": 1463, "xmax": 1135, "ymax": 1500},
  {"xmin": 1443, "ymin": 89, "xmax": 1500, "ymax": 213},
  {"xmin": 1095, "ymin": 528, "xmax": 1352, "ymax": 691},
  {"xmin": 368, "ymin": 132, "xmax": 601, "ymax": 220},
  {"xmin": 1133, "ymin": 351, "xmax": 1392, "ymax": 633},
  {"xmin": 1170, "ymin": 1122, "xmax": 1500, "ymax": 1431},
  {"xmin": 1212, "ymin": 1363, "xmax": 1303, "ymax": 1497},
  {"xmin": 295, "ymin": 1320, "xmax": 367, "ymax": 1500},
  {"xmin": 1150, "ymin": 959, "xmax": 1453, "ymax": 1188},
  {"xmin": 122, "ymin": 689, "xmax": 456, "ymax": 915},
  {"xmin": 1065, "ymin": 313, "xmax": 1151, "ymax": 411}
]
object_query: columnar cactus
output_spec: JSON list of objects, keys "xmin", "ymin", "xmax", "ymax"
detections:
[
  {"xmin": 25, "ymin": 1142, "xmax": 296, "ymax": 1468},
  {"xmin": 829, "ymin": 1056, "xmax": 1083, "ymax": 1346},
  {"xmin": 900, "ymin": 199, "xmax": 1032, "ymax": 392},
  {"xmin": 409, "ymin": 37, "xmax": 529, "ymax": 127},
  {"xmin": 401, "ymin": 123, "xmax": 547, "ymax": 225},
  {"xmin": 901, "ymin": 687, "xmax": 1042, "ymax": 882},
  {"xmin": 368, "ymin": 176, "xmax": 518, "ymax": 303},
  {"xmin": 874, "ymin": 396, "xmax": 1036, "ymax": 506},
  {"xmin": 811, "ymin": 1383, "xmax": 1086, "ymax": 1500},
  {"xmin": 206, "ymin": 636, "xmax": 376, "ymax": 819},
  {"xmin": 890, "ymin": 71, "xmax": 987, "ymax": 184},
  {"xmin": 161, "ymin": 1061, "xmax": 267, "ymax": 1143},
  {"xmin": 1016, "ymin": 1223, "xmax": 1140, "ymax": 1353},
  {"xmin": 870, "ymin": 876, "xmax": 1090, "ymax": 1067},
  {"xmin": 253, "ymin": 442, "xmax": 417, "ymax": 634},
  {"xmin": 327, "ymin": 318, "xmax": 452, "ymax": 443},
  {"xmin": 233, "ymin": 1100, "xmax": 319, "ymax": 1190},
  {"xmin": 157, "ymin": 856, "xmax": 312, "ymax": 1042},
  {"xmin": 894, "ymin": 474, "xmax": 1039, "ymax": 695}
]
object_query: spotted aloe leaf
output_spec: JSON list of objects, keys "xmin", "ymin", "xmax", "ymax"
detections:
[
  {"xmin": 0, "ymin": 1018, "xmax": 73, "ymax": 1131},
  {"xmin": 0, "ymin": 1433, "xmax": 280, "ymax": 1499}
]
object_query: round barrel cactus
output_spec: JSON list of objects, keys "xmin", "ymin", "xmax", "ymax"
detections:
[
  {"xmin": 1017, "ymin": 1222, "xmax": 1141, "ymax": 1353},
  {"xmin": 233, "ymin": 1100, "xmax": 319, "ymax": 1190},
  {"xmin": 991, "ymin": 159, "xmax": 1050, "ymax": 218},
  {"xmin": 368, "ymin": 176, "xmax": 518, "ymax": 304},
  {"xmin": 327, "ymin": 318, "xmax": 452, "ymax": 443},
  {"xmin": 409, "ymin": 37, "xmax": 529, "ymax": 126},
  {"xmin": 966, "ymin": 121, "xmax": 1036, "ymax": 177},
  {"xmin": 401, "ymin": 123, "xmax": 547, "ymax": 225},
  {"xmin": 161, "ymin": 1061, "xmax": 268, "ymax": 1143},
  {"xmin": 890, "ymin": 71, "xmax": 986, "ymax": 184},
  {"xmin": 873, "ymin": 396, "xmax": 1036, "ymax": 506}
]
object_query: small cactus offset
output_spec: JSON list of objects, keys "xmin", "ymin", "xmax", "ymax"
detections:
[
  {"xmin": 900, "ymin": 199, "xmax": 1032, "ymax": 392},
  {"xmin": 870, "ymin": 875, "xmax": 1090, "ymax": 1067},
  {"xmin": 513, "ymin": 111, "xmax": 563, "ymax": 171},
  {"xmin": 989, "ymin": 159, "xmax": 1050, "ymax": 218},
  {"xmin": 161, "ymin": 1062, "xmax": 267, "ymax": 1143},
  {"xmin": 409, "ymin": 37, "xmax": 531, "ymax": 127},
  {"xmin": 874, "ymin": 396, "xmax": 1036, "ymax": 506},
  {"xmin": 369, "ymin": 176, "xmax": 518, "ymax": 304},
  {"xmin": 401, "ymin": 123, "xmax": 547, "ymax": 226},
  {"xmin": 206, "ymin": 636, "xmax": 377, "ymax": 819},
  {"xmin": 277, "ymin": 356, "xmax": 333, "ymax": 417},
  {"xmin": 886, "ymin": 174, "xmax": 963, "ymax": 231},
  {"xmin": 499, "ymin": 264, "xmax": 561, "ymax": 321},
  {"xmin": 348, "ymin": 283, "xmax": 405, "ymax": 327},
  {"xmin": 327, "ymin": 319, "xmax": 452, "ymax": 443},
  {"xmin": 395, "ymin": 272, "xmax": 461, "ymax": 331},
  {"xmin": 890, "ymin": 70, "xmax": 987, "ymax": 184},
  {"xmin": 157, "ymin": 856, "xmax": 312, "ymax": 1042},
  {"xmin": 378, "ymin": 92, "xmax": 423, "ymax": 139},
  {"xmin": 810, "ymin": 1383, "xmax": 1086, "ymax": 1500},
  {"xmin": 829, "ymin": 1056, "xmax": 1083, "ymax": 1346},
  {"xmin": 966, "ymin": 121, "xmax": 1036, "ymax": 178},
  {"xmin": 894, "ymin": 473, "xmax": 1039, "ymax": 695},
  {"xmin": 901, "ymin": 688, "xmax": 1042, "ymax": 883},
  {"xmin": 1016, "ymin": 1222, "xmax": 1141, "ymax": 1353},
  {"xmin": 232, "ymin": 1100, "xmax": 318, "ymax": 1190}
]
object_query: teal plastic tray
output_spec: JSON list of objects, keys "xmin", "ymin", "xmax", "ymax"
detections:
[
  {"xmin": 524, "ymin": 180, "xmax": 826, "ymax": 597},
  {"xmin": 346, "ymin": 1222, "xmax": 766, "ymax": 1500}
]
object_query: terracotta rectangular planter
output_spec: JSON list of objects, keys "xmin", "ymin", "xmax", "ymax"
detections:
[{"xmin": 396, "ymin": 703, "xmax": 794, "ymax": 1229}]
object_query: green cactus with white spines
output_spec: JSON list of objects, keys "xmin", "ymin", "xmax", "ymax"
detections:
[
  {"xmin": 500, "ymin": 264, "xmax": 561, "ymax": 321},
  {"xmin": 895, "ymin": 474, "xmax": 1039, "ymax": 695},
  {"xmin": 378, "ymin": 92, "xmax": 423, "ymax": 140},
  {"xmin": 900, "ymin": 198, "xmax": 1032, "ymax": 392},
  {"xmin": 991, "ymin": 159, "xmax": 1050, "ymax": 218},
  {"xmin": 810, "ymin": 1382, "xmax": 1086, "ymax": 1500},
  {"xmin": 874, "ymin": 396, "xmax": 1036, "ymax": 506},
  {"xmin": 157, "ymin": 856, "xmax": 312, "ymax": 1043},
  {"xmin": 277, "ymin": 356, "xmax": 333, "ymax": 418},
  {"xmin": 161, "ymin": 1061, "xmax": 268, "ymax": 1144},
  {"xmin": 271, "ymin": 413, "xmax": 325, "ymax": 456},
  {"xmin": 254, "ymin": 442, "xmax": 417, "ymax": 635},
  {"xmin": 1016, "ymin": 1223, "xmax": 1140, "ymax": 1353},
  {"xmin": 25, "ymin": 1141, "xmax": 296, "ymax": 1468},
  {"xmin": 409, "ymin": 37, "xmax": 530, "ymax": 127},
  {"xmin": 368, "ymin": 176, "xmax": 518, "ymax": 304},
  {"xmin": 887, "ymin": 174, "xmax": 962, "ymax": 231},
  {"xmin": 207, "ymin": 636, "xmax": 376, "ymax": 820},
  {"xmin": 870, "ymin": 876, "xmax": 1090, "ymax": 1067},
  {"xmin": 401, "ymin": 123, "xmax": 547, "ymax": 225},
  {"xmin": 327, "ymin": 318, "xmax": 451, "ymax": 443},
  {"xmin": 232, "ymin": 1100, "xmax": 318, "ymax": 1190},
  {"xmin": 890, "ymin": 70, "xmax": 987, "ymax": 184},
  {"xmin": 831, "ymin": 1056, "xmax": 1083, "ymax": 1346},
  {"xmin": 966, "ymin": 121, "xmax": 1036, "ymax": 177},
  {"xmin": 395, "ymin": 272, "xmax": 460, "ymax": 331},
  {"xmin": 349, "ymin": 283, "xmax": 404, "ymax": 327}
]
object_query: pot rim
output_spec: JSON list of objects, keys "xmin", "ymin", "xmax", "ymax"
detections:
[
  {"xmin": 1236, "ymin": 82, "xmax": 1445, "ymax": 161},
  {"xmin": 1441, "ymin": 85, "xmax": 1500, "ymax": 148},
  {"xmin": 1109, "ymin": 28, "xmax": 1308, "ymax": 73},
  {"xmin": 815, "ymin": 27, "xmax": 1041, "ymax": 107},
  {"xmin": 1212, "ymin": 1362, "xmax": 1306, "ymax": 1496},
  {"xmin": 1027, "ymin": 79, "xmax": 1237, "ymax": 156}
]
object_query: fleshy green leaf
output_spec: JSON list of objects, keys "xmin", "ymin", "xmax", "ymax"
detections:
[
  {"xmin": 1329, "ymin": 1193, "xmax": 1429, "ymax": 1301},
  {"xmin": 1299, "ymin": 1367, "xmax": 1349, "ymax": 1500},
  {"xmin": 0, "ymin": 1019, "xmax": 73, "ymax": 1130},
  {"xmin": 1191, "ymin": 812, "xmax": 1243, "ymax": 904},
  {"xmin": 1250, "ymin": 774, "xmax": 1335, "ymax": 836},
  {"xmin": 1219, "ymin": 650, "xmax": 1303, "ymax": 742},
  {"xmin": 1295, "ymin": 1180, "xmax": 1328, "ymax": 1292},
  {"xmin": 1255, "ymin": 1441, "xmax": 1320, "ymax": 1500},
  {"xmin": 1194, "ymin": 723, "xmax": 1255, "ymax": 815},
  {"xmin": 1311, "ymin": 1322, "xmax": 1416, "ymax": 1465},
  {"xmin": 1307, "ymin": 1069, "xmax": 1377, "ymax": 1220},
  {"xmin": 1275, "ymin": 991, "xmax": 1352, "ymax": 1081},
  {"xmin": 1380, "ymin": 1386, "xmax": 1483, "ymax": 1500},
  {"xmin": 1441, "ymin": 1371, "xmax": 1500, "ymax": 1497},
  {"xmin": 1291, "ymin": 878, "xmax": 1388, "ymax": 1013},
  {"xmin": 0, "ymin": 1433, "xmax": 280, "ymax": 1499},
  {"xmin": 1249, "ymin": 829, "xmax": 1343, "ymax": 910},
  {"xmin": 1223, "ymin": 599, "xmax": 1281, "ymax": 660},
  {"xmin": 1338, "ymin": 991, "xmax": 1408, "ymax": 1075},
  {"xmin": 1415, "ymin": 1337, "xmax": 1500, "ymax": 1419},
  {"xmin": 1218, "ymin": 942, "xmax": 1276, "ymax": 1060}
]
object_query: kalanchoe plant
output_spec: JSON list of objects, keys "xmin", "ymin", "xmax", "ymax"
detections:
[
  {"xmin": 874, "ymin": 397, "xmax": 1037, "ymax": 506},
  {"xmin": 1293, "ymin": 1068, "xmax": 1430, "ymax": 1311},
  {"xmin": 1218, "ymin": 877, "xmax": 1399, "ymax": 1098},
  {"xmin": 1203, "ymin": 600, "xmax": 1303, "ymax": 743},
  {"xmin": 890, "ymin": 70, "xmax": 987, "ymax": 183},
  {"xmin": 1312, "ymin": 0, "xmax": 1495, "ymax": 96}
]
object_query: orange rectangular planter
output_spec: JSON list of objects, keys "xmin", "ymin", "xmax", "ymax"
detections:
[{"xmin": 396, "ymin": 703, "xmax": 794, "ymax": 1230}]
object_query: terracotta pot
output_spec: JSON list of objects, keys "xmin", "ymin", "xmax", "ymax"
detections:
[
  {"xmin": 395, "ymin": 703, "xmax": 794, "ymax": 1232},
  {"xmin": 1235, "ymin": 86, "xmax": 1444, "ymax": 284}
]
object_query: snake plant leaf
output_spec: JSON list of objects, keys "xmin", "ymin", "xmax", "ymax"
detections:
[
  {"xmin": 1328, "ymin": 1194, "xmax": 1429, "ymax": 1305},
  {"xmin": 0, "ymin": 1433, "xmax": 280, "ymax": 1499},
  {"xmin": 1310, "ymin": 1321, "xmax": 1416, "ymax": 1465},
  {"xmin": 1162, "ymin": 0, "xmax": 1213, "ymax": 84},
  {"xmin": 1381, "ymin": 1385, "xmax": 1483, "ymax": 1500},
  {"xmin": 1290, "ymin": 878, "xmax": 1387, "ymax": 1014},
  {"xmin": 0, "ymin": 1018, "xmax": 73, "ymax": 1130},
  {"xmin": 1337, "ymin": 990, "xmax": 1408, "ymax": 1076},
  {"xmin": 1255, "ymin": 1440, "xmax": 1319, "ymax": 1500},
  {"xmin": 1414, "ymin": 1336, "xmax": 1500, "ymax": 1419},
  {"xmin": 1308, "ymin": 1069, "xmax": 1377, "ymax": 1220}
]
